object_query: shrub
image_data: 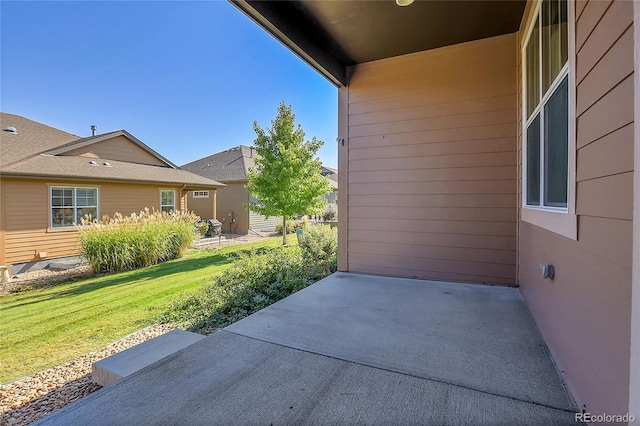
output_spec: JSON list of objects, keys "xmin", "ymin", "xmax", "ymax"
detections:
[
  {"xmin": 160, "ymin": 247, "xmax": 308, "ymax": 331},
  {"xmin": 78, "ymin": 209, "xmax": 200, "ymax": 273},
  {"xmin": 274, "ymin": 218, "xmax": 304, "ymax": 235},
  {"xmin": 298, "ymin": 225, "xmax": 338, "ymax": 278},
  {"xmin": 322, "ymin": 204, "xmax": 337, "ymax": 222},
  {"xmin": 160, "ymin": 227, "xmax": 338, "ymax": 333}
]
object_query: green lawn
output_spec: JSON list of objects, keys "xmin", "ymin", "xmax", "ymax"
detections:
[{"xmin": 0, "ymin": 237, "xmax": 285, "ymax": 383}]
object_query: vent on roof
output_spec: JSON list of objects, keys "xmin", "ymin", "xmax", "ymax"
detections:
[
  {"xmin": 91, "ymin": 125, "xmax": 97, "ymax": 136},
  {"xmin": 3, "ymin": 126, "xmax": 17, "ymax": 134},
  {"xmin": 89, "ymin": 160, "xmax": 97, "ymax": 165},
  {"xmin": 103, "ymin": 162, "xmax": 111, "ymax": 167}
]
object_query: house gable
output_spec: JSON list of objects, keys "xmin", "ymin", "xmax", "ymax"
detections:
[{"xmin": 48, "ymin": 131, "xmax": 176, "ymax": 168}]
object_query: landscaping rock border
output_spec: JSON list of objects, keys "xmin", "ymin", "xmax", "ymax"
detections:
[{"xmin": 0, "ymin": 324, "xmax": 174, "ymax": 426}]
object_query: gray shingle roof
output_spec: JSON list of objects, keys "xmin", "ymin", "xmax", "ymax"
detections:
[
  {"xmin": 1, "ymin": 113, "xmax": 79, "ymax": 167},
  {"xmin": 181, "ymin": 145, "xmax": 255, "ymax": 182},
  {"xmin": 0, "ymin": 112, "xmax": 223, "ymax": 188}
]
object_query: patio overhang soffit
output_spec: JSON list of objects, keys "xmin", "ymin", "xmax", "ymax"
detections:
[{"xmin": 230, "ymin": 0, "xmax": 526, "ymax": 87}]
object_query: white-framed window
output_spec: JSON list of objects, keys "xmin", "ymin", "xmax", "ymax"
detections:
[
  {"xmin": 193, "ymin": 191, "xmax": 209, "ymax": 198},
  {"xmin": 160, "ymin": 190, "xmax": 176, "ymax": 213},
  {"xmin": 50, "ymin": 186, "xmax": 98, "ymax": 228},
  {"xmin": 523, "ymin": 0, "xmax": 569, "ymax": 210},
  {"xmin": 521, "ymin": 0, "xmax": 577, "ymax": 240}
]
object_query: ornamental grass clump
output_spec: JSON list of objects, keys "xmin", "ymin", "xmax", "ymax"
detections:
[{"xmin": 78, "ymin": 209, "xmax": 200, "ymax": 272}]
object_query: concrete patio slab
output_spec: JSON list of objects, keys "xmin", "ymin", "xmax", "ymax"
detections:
[
  {"xmin": 36, "ymin": 273, "xmax": 580, "ymax": 425},
  {"xmin": 226, "ymin": 272, "xmax": 574, "ymax": 410}
]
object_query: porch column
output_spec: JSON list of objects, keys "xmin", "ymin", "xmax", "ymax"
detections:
[
  {"xmin": 180, "ymin": 189, "xmax": 188, "ymax": 213},
  {"xmin": 213, "ymin": 188, "xmax": 217, "ymax": 220},
  {"xmin": 337, "ymin": 84, "xmax": 349, "ymax": 271},
  {"xmin": 0, "ymin": 179, "xmax": 6, "ymax": 265}
]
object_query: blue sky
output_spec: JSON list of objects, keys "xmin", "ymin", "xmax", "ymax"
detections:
[{"xmin": 0, "ymin": 1, "xmax": 338, "ymax": 168}]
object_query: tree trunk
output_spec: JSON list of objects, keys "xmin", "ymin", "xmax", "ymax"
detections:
[{"xmin": 282, "ymin": 216, "xmax": 287, "ymax": 245}]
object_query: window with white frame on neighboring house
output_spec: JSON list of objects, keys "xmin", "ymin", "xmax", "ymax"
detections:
[
  {"xmin": 50, "ymin": 186, "xmax": 98, "ymax": 228},
  {"xmin": 193, "ymin": 191, "xmax": 209, "ymax": 198},
  {"xmin": 160, "ymin": 190, "xmax": 176, "ymax": 213},
  {"xmin": 523, "ymin": 0, "xmax": 569, "ymax": 210}
]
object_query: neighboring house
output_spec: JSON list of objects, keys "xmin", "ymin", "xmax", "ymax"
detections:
[
  {"xmin": 181, "ymin": 145, "xmax": 280, "ymax": 234},
  {"xmin": 0, "ymin": 113, "xmax": 223, "ymax": 272},
  {"xmin": 234, "ymin": 0, "xmax": 638, "ymax": 419},
  {"xmin": 321, "ymin": 166, "xmax": 338, "ymax": 204}
]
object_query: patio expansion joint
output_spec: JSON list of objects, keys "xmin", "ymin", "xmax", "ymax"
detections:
[{"xmin": 220, "ymin": 330, "xmax": 575, "ymax": 414}]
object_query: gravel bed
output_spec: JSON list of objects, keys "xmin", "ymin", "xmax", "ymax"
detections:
[
  {"xmin": 0, "ymin": 324, "xmax": 175, "ymax": 425},
  {"xmin": 0, "ymin": 266, "xmax": 94, "ymax": 296}
]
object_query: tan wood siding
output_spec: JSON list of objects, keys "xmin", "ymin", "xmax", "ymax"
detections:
[
  {"xmin": 575, "ymin": 0, "xmax": 633, "ymax": 82},
  {"xmin": 62, "ymin": 135, "xmax": 168, "ymax": 166},
  {"xmin": 576, "ymin": 123, "xmax": 633, "ymax": 181},
  {"xmin": 517, "ymin": 0, "xmax": 634, "ymax": 415},
  {"xmin": 187, "ymin": 192, "xmax": 216, "ymax": 219},
  {"xmin": 215, "ymin": 182, "xmax": 249, "ymax": 234},
  {"xmin": 344, "ymin": 34, "xmax": 518, "ymax": 285},
  {"xmin": 576, "ymin": 25, "xmax": 634, "ymax": 115},
  {"xmin": 577, "ymin": 75, "xmax": 634, "ymax": 147},
  {"xmin": 2, "ymin": 178, "xmax": 181, "ymax": 265},
  {"xmin": 99, "ymin": 183, "xmax": 180, "ymax": 218},
  {"xmin": 576, "ymin": 172, "xmax": 633, "ymax": 220}
]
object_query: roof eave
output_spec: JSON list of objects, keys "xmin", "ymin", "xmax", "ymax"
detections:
[
  {"xmin": 0, "ymin": 171, "xmax": 225, "ymax": 188},
  {"xmin": 230, "ymin": 0, "xmax": 348, "ymax": 87}
]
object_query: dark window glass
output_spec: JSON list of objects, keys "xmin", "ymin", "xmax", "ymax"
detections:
[
  {"xmin": 52, "ymin": 208, "xmax": 74, "ymax": 227},
  {"xmin": 526, "ymin": 17, "xmax": 540, "ymax": 118},
  {"xmin": 526, "ymin": 114, "xmax": 541, "ymax": 206},
  {"xmin": 77, "ymin": 207, "xmax": 98, "ymax": 222},
  {"xmin": 542, "ymin": 0, "xmax": 568, "ymax": 92},
  {"xmin": 544, "ymin": 76, "xmax": 568, "ymax": 207}
]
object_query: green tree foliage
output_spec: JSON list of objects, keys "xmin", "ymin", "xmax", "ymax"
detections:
[{"xmin": 247, "ymin": 102, "xmax": 331, "ymax": 244}]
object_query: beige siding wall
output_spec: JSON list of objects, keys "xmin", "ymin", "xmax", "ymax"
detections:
[
  {"xmin": 518, "ymin": 0, "xmax": 634, "ymax": 415},
  {"xmin": 2, "ymin": 178, "xmax": 181, "ymax": 265},
  {"xmin": 248, "ymin": 211, "xmax": 280, "ymax": 231},
  {"xmin": 343, "ymin": 34, "xmax": 518, "ymax": 285},
  {"xmin": 63, "ymin": 135, "xmax": 168, "ymax": 166},
  {"xmin": 187, "ymin": 191, "xmax": 216, "ymax": 219},
  {"xmin": 216, "ymin": 182, "xmax": 249, "ymax": 234}
]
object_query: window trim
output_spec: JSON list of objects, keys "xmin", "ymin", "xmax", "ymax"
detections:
[
  {"xmin": 521, "ymin": 0, "xmax": 577, "ymax": 240},
  {"xmin": 48, "ymin": 184, "xmax": 99, "ymax": 229},
  {"xmin": 160, "ymin": 189, "xmax": 176, "ymax": 214}
]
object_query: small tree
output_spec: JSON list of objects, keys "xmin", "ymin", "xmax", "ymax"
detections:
[{"xmin": 247, "ymin": 102, "xmax": 331, "ymax": 244}]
